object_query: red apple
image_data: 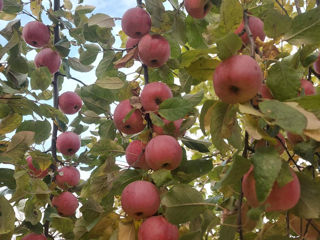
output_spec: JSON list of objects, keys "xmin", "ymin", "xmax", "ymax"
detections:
[
  {"xmin": 140, "ymin": 82, "xmax": 173, "ymax": 112},
  {"xmin": 126, "ymin": 37, "xmax": 140, "ymax": 60},
  {"xmin": 287, "ymin": 132, "xmax": 304, "ymax": 145},
  {"xmin": 255, "ymin": 133, "xmax": 286, "ymax": 155},
  {"xmin": 235, "ymin": 16, "xmax": 265, "ymax": 45},
  {"xmin": 52, "ymin": 192, "xmax": 79, "ymax": 217},
  {"xmin": 59, "ymin": 92, "xmax": 82, "ymax": 115},
  {"xmin": 242, "ymin": 166, "xmax": 300, "ymax": 212},
  {"xmin": 313, "ymin": 53, "xmax": 320, "ymax": 75},
  {"xmin": 56, "ymin": 132, "xmax": 81, "ymax": 156},
  {"xmin": 22, "ymin": 21, "xmax": 50, "ymax": 48},
  {"xmin": 213, "ymin": 55, "xmax": 263, "ymax": 104},
  {"xmin": 121, "ymin": 180, "xmax": 160, "ymax": 219},
  {"xmin": 121, "ymin": 7, "xmax": 151, "ymax": 39},
  {"xmin": 153, "ymin": 118, "xmax": 184, "ymax": 138},
  {"xmin": 260, "ymin": 84, "xmax": 273, "ymax": 99},
  {"xmin": 138, "ymin": 216, "xmax": 179, "ymax": 240},
  {"xmin": 22, "ymin": 233, "xmax": 47, "ymax": 240},
  {"xmin": 184, "ymin": 0, "xmax": 213, "ymax": 19},
  {"xmin": 300, "ymin": 79, "xmax": 315, "ymax": 96},
  {"xmin": 26, "ymin": 156, "xmax": 49, "ymax": 178},
  {"xmin": 0, "ymin": 0, "xmax": 3, "ymax": 11},
  {"xmin": 145, "ymin": 135, "xmax": 182, "ymax": 170},
  {"xmin": 34, "ymin": 48, "xmax": 61, "ymax": 74},
  {"xmin": 138, "ymin": 34, "xmax": 171, "ymax": 68},
  {"xmin": 55, "ymin": 166, "xmax": 80, "ymax": 189},
  {"xmin": 113, "ymin": 99, "xmax": 146, "ymax": 134},
  {"xmin": 125, "ymin": 140, "xmax": 149, "ymax": 169}
]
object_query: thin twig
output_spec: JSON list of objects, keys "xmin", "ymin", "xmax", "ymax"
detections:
[
  {"xmin": 142, "ymin": 64, "xmax": 149, "ymax": 85},
  {"xmin": 58, "ymin": 73, "xmax": 87, "ymax": 86},
  {"xmin": 303, "ymin": 220, "xmax": 312, "ymax": 239},
  {"xmin": 243, "ymin": 11, "xmax": 255, "ymax": 58},
  {"xmin": 286, "ymin": 213, "xmax": 290, "ymax": 237},
  {"xmin": 294, "ymin": 0, "xmax": 302, "ymax": 14},
  {"xmin": 275, "ymin": 0, "xmax": 290, "ymax": 17},
  {"xmin": 21, "ymin": 10, "xmax": 39, "ymax": 21}
]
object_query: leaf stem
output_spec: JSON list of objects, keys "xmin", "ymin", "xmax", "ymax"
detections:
[{"xmin": 275, "ymin": 0, "xmax": 289, "ymax": 17}]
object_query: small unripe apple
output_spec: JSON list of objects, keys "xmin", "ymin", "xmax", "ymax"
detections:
[
  {"xmin": 153, "ymin": 118, "xmax": 184, "ymax": 138},
  {"xmin": 34, "ymin": 48, "xmax": 61, "ymax": 74},
  {"xmin": 121, "ymin": 180, "xmax": 160, "ymax": 219},
  {"xmin": 313, "ymin": 53, "xmax": 320, "ymax": 75},
  {"xmin": 184, "ymin": 0, "xmax": 213, "ymax": 19},
  {"xmin": 235, "ymin": 16, "xmax": 265, "ymax": 45},
  {"xmin": 55, "ymin": 166, "xmax": 80, "ymax": 189},
  {"xmin": 260, "ymin": 84, "xmax": 273, "ymax": 99},
  {"xmin": 213, "ymin": 55, "xmax": 263, "ymax": 104},
  {"xmin": 300, "ymin": 79, "xmax": 315, "ymax": 96},
  {"xmin": 56, "ymin": 132, "xmax": 81, "ymax": 156},
  {"xmin": 59, "ymin": 91, "xmax": 82, "ymax": 115},
  {"xmin": 125, "ymin": 140, "xmax": 149, "ymax": 169},
  {"xmin": 126, "ymin": 37, "xmax": 140, "ymax": 60},
  {"xmin": 140, "ymin": 82, "xmax": 173, "ymax": 112},
  {"xmin": 287, "ymin": 132, "xmax": 304, "ymax": 145},
  {"xmin": 145, "ymin": 135, "xmax": 182, "ymax": 170},
  {"xmin": 121, "ymin": 7, "xmax": 151, "ymax": 39},
  {"xmin": 242, "ymin": 166, "xmax": 300, "ymax": 212},
  {"xmin": 138, "ymin": 34, "xmax": 171, "ymax": 68},
  {"xmin": 52, "ymin": 192, "xmax": 79, "ymax": 217},
  {"xmin": 22, "ymin": 233, "xmax": 47, "ymax": 240},
  {"xmin": 22, "ymin": 21, "xmax": 50, "ymax": 48},
  {"xmin": 26, "ymin": 156, "xmax": 49, "ymax": 178},
  {"xmin": 138, "ymin": 216, "xmax": 179, "ymax": 240},
  {"xmin": 113, "ymin": 99, "xmax": 146, "ymax": 134},
  {"xmin": 255, "ymin": 133, "xmax": 285, "ymax": 155}
]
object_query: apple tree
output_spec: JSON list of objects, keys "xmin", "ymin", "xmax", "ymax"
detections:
[{"xmin": 0, "ymin": 0, "xmax": 320, "ymax": 239}]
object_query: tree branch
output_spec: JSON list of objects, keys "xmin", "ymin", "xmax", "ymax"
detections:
[
  {"xmin": 243, "ymin": 11, "xmax": 255, "ymax": 58},
  {"xmin": 58, "ymin": 73, "xmax": 88, "ymax": 86},
  {"xmin": 294, "ymin": 0, "xmax": 302, "ymax": 14},
  {"xmin": 274, "ymin": 0, "xmax": 289, "ymax": 17}
]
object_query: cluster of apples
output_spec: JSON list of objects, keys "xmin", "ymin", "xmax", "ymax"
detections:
[{"xmin": 122, "ymin": 7, "xmax": 170, "ymax": 68}]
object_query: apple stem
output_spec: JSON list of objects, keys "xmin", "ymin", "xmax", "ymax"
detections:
[
  {"xmin": 274, "ymin": 0, "xmax": 289, "ymax": 17},
  {"xmin": 243, "ymin": 11, "xmax": 255, "ymax": 58}
]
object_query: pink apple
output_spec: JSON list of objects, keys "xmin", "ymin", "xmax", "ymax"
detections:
[
  {"xmin": 121, "ymin": 7, "xmax": 151, "ymax": 39},
  {"xmin": 26, "ymin": 156, "xmax": 49, "ymax": 178},
  {"xmin": 138, "ymin": 34, "xmax": 171, "ymax": 68},
  {"xmin": 260, "ymin": 84, "xmax": 273, "ymax": 99},
  {"xmin": 213, "ymin": 55, "xmax": 263, "ymax": 104},
  {"xmin": 0, "ymin": 0, "xmax": 3, "ymax": 11},
  {"xmin": 22, "ymin": 21, "xmax": 50, "ymax": 48},
  {"xmin": 125, "ymin": 140, "xmax": 149, "ymax": 169},
  {"xmin": 126, "ymin": 37, "xmax": 140, "ymax": 60},
  {"xmin": 113, "ymin": 99, "xmax": 146, "ymax": 134},
  {"xmin": 22, "ymin": 233, "xmax": 47, "ymax": 240},
  {"xmin": 184, "ymin": 0, "xmax": 213, "ymax": 19},
  {"xmin": 153, "ymin": 118, "xmax": 184, "ymax": 138},
  {"xmin": 140, "ymin": 82, "xmax": 173, "ymax": 112},
  {"xmin": 56, "ymin": 132, "xmax": 81, "ymax": 156},
  {"xmin": 255, "ymin": 133, "xmax": 286, "ymax": 155},
  {"xmin": 138, "ymin": 216, "xmax": 179, "ymax": 240},
  {"xmin": 300, "ymin": 79, "xmax": 315, "ymax": 96},
  {"xmin": 34, "ymin": 48, "xmax": 61, "ymax": 74},
  {"xmin": 242, "ymin": 166, "xmax": 300, "ymax": 212},
  {"xmin": 52, "ymin": 192, "xmax": 79, "ymax": 217},
  {"xmin": 145, "ymin": 135, "xmax": 182, "ymax": 170},
  {"xmin": 59, "ymin": 91, "xmax": 82, "ymax": 115},
  {"xmin": 235, "ymin": 16, "xmax": 265, "ymax": 45},
  {"xmin": 313, "ymin": 53, "xmax": 320, "ymax": 74},
  {"xmin": 121, "ymin": 180, "xmax": 160, "ymax": 219},
  {"xmin": 55, "ymin": 166, "xmax": 80, "ymax": 189}
]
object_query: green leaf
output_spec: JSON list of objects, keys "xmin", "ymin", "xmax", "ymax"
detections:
[
  {"xmin": 30, "ymin": 67, "xmax": 52, "ymax": 91},
  {"xmin": 55, "ymin": 37, "xmax": 71, "ymax": 58},
  {"xmin": 80, "ymin": 44, "xmax": 100, "ymax": 65},
  {"xmin": 88, "ymin": 14, "xmax": 115, "ymax": 28},
  {"xmin": 16, "ymin": 120, "xmax": 51, "ymax": 144},
  {"xmin": 180, "ymin": 48, "xmax": 217, "ymax": 68},
  {"xmin": 96, "ymin": 77, "xmax": 124, "ymax": 90},
  {"xmin": 219, "ymin": 214, "xmax": 237, "ymax": 240},
  {"xmin": 276, "ymin": 161, "xmax": 293, "ymax": 188},
  {"xmin": 186, "ymin": 58, "xmax": 219, "ymax": 83},
  {"xmin": 182, "ymin": 90, "xmax": 204, "ymax": 107},
  {"xmin": 220, "ymin": 0, "xmax": 243, "ymax": 31},
  {"xmin": 181, "ymin": 137, "xmax": 211, "ymax": 153},
  {"xmin": 200, "ymin": 100, "xmax": 216, "ymax": 135},
  {"xmin": 51, "ymin": 213, "xmax": 74, "ymax": 234},
  {"xmin": 266, "ymin": 61, "xmax": 302, "ymax": 101},
  {"xmin": 2, "ymin": 0, "xmax": 23, "ymax": 14},
  {"xmin": 68, "ymin": 57, "xmax": 94, "ymax": 72},
  {"xmin": 216, "ymin": 32, "xmax": 242, "ymax": 60},
  {"xmin": 262, "ymin": 9, "xmax": 292, "ymax": 39},
  {"xmin": 162, "ymin": 184, "xmax": 206, "ymax": 224},
  {"xmin": 8, "ymin": 55, "xmax": 28, "ymax": 74},
  {"xmin": 0, "ymin": 113, "xmax": 22, "ymax": 135},
  {"xmin": 0, "ymin": 169, "xmax": 16, "ymax": 189},
  {"xmin": 0, "ymin": 196, "xmax": 15, "ymax": 234},
  {"xmin": 159, "ymin": 97, "xmax": 193, "ymax": 121},
  {"xmin": 185, "ymin": 16, "xmax": 207, "ymax": 49},
  {"xmin": 25, "ymin": 198, "xmax": 42, "ymax": 225},
  {"xmin": 75, "ymin": 5, "xmax": 95, "ymax": 14},
  {"xmin": 151, "ymin": 169, "xmax": 173, "ymax": 187},
  {"xmin": 0, "ymin": 31, "xmax": 19, "ymax": 59},
  {"xmin": 259, "ymin": 100, "xmax": 307, "ymax": 135},
  {"xmin": 145, "ymin": 0, "xmax": 165, "ymax": 28},
  {"xmin": 252, "ymin": 146, "xmax": 282, "ymax": 202}
]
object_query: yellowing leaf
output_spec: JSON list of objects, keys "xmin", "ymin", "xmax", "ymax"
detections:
[
  {"xmin": 30, "ymin": 0, "xmax": 42, "ymax": 18},
  {"xmin": 0, "ymin": 113, "xmax": 22, "ymax": 135},
  {"xmin": 118, "ymin": 221, "xmax": 135, "ymax": 240}
]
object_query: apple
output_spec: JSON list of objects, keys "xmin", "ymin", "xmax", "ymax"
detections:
[
  {"xmin": 52, "ymin": 192, "xmax": 79, "ymax": 217},
  {"xmin": 184, "ymin": 0, "xmax": 213, "ymax": 19},
  {"xmin": 260, "ymin": 84, "xmax": 273, "ymax": 99},
  {"xmin": 145, "ymin": 135, "xmax": 182, "ymax": 170},
  {"xmin": 22, "ymin": 233, "xmax": 47, "ymax": 240},
  {"xmin": 289, "ymin": 215, "xmax": 320, "ymax": 240},
  {"xmin": 59, "ymin": 92, "xmax": 82, "ymax": 115},
  {"xmin": 55, "ymin": 166, "xmax": 80, "ymax": 189},
  {"xmin": 138, "ymin": 34, "xmax": 171, "ymax": 68},
  {"xmin": 300, "ymin": 79, "xmax": 315, "ymax": 96},
  {"xmin": 255, "ymin": 133, "xmax": 286, "ymax": 155},
  {"xmin": 242, "ymin": 166, "xmax": 300, "ymax": 212},
  {"xmin": 56, "ymin": 132, "xmax": 81, "ymax": 156},
  {"xmin": 287, "ymin": 132, "xmax": 304, "ymax": 145},
  {"xmin": 213, "ymin": 55, "xmax": 263, "ymax": 104},
  {"xmin": 22, "ymin": 21, "xmax": 50, "ymax": 48},
  {"xmin": 126, "ymin": 37, "xmax": 140, "ymax": 60},
  {"xmin": 140, "ymin": 82, "xmax": 173, "ymax": 112},
  {"xmin": 34, "ymin": 48, "xmax": 61, "ymax": 74},
  {"xmin": 121, "ymin": 180, "xmax": 160, "ymax": 219},
  {"xmin": 153, "ymin": 118, "xmax": 184, "ymax": 138},
  {"xmin": 0, "ymin": 0, "xmax": 3, "ymax": 11},
  {"xmin": 138, "ymin": 216, "xmax": 179, "ymax": 240},
  {"xmin": 26, "ymin": 156, "xmax": 49, "ymax": 178},
  {"xmin": 313, "ymin": 53, "xmax": 320, "ymax": 75},
  {"xmin": 235, "ymin": 16, "xmax": 265, "ymax": 45},
  {"xmin": 121, "ymin": 7, "xmax": 151, "ymax": 39},
  {"xmin": 125, "ymin": 140, "xmax": 149, "ymax": 169},
  {"xmin": 113, "ymin": 99, "xmax": 146, "ymax": 134}
]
